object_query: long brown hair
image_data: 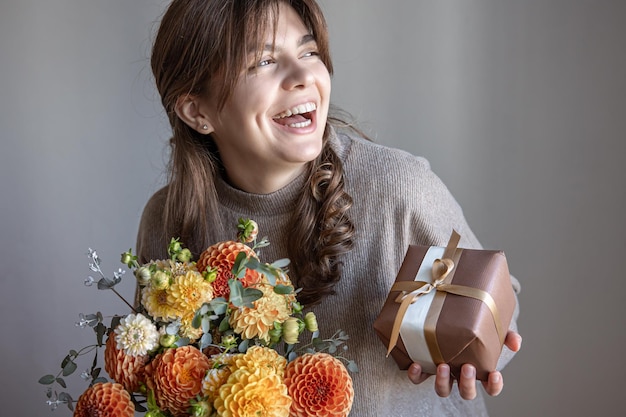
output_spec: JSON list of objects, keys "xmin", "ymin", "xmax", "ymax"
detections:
[{"xmin": 151, "ymin": 0, "xmax": 354, "ymax": 305}]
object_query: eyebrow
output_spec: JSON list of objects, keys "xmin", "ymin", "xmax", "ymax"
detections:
[{"xmin": 260, "ymin": 34, "xmax": 317, "ymax": 53}]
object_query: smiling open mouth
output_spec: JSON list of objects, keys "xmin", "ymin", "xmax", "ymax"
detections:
[{"xmin": 273, "ymin": 102, "xmax": 316, "ymax": 128}]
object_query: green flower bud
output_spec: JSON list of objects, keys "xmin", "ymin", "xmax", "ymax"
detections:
[
  {"xmin": 159, "ymin": 334, "xmax": 176, "ymax": 348},
  {"xmin": 120, "ymin": 251, "xmax": 133, "ymax": 267},
  {"xmin": 283, "ymin": 317, "xmax": 300, "ymax": 345},
  {"xmin": 221, "ymin": 334, "xmax": 237, "ymax": 349},
  {"xmin": 268, "ymin": 326, "xmax": 282, "ymax": 345},
  {"xmin": 152, "ymin": 270, "xmax": 170, "ymax": 290},
  {"xmin": 304, "ymin": 312, "xmax": 319, "ymax": 333},
  {"xmin": 135, "ymin": 266, "xmax": 152, "ymax": 286},
  {"xmin": 177, "ymin": 248, "xmax": 192, "ymax": 263},
  {"xmin": 237, "ymin": 219, "xmax": 258, "ymax": 243},
  {"xmin": 204, "ymin": 269, "xmax": 217, "ymax": 283},
  {"xmin": 189, "ymin": 400, "xmax": 212, "ymax": 417}
]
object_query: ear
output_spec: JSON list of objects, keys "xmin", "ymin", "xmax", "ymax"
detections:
[{"xmin": 174, "ymin": 94, "xmax": 215, "ymax": 134}]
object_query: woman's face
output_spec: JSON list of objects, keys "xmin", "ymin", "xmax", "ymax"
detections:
[{"xmin": 198, "ymin": 3, "xmax": 331, "ymax": 193}]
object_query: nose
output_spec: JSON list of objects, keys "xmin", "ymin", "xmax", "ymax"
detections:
[{"xmin": 281, "ymin": 59, "xmax": 315, "ymax": 90}]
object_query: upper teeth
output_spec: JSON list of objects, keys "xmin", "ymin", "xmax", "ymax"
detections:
[{"xmin": 274, "ymin": 102, "xmax": 316, "ymax": 119}]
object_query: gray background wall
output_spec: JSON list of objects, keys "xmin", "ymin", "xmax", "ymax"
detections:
[{"xmin": 1, "ymin": 1, "xmax": 624, "ymax": 416}]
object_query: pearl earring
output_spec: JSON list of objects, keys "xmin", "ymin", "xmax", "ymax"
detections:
[{"xmin": 202, "ymin": 124, "xmax": 208, "ymax": 130}]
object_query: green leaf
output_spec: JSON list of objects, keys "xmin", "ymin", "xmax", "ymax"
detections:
[
  {"xmin": 97, "ymin": 277, "xmax": 115, "ymax": 290},
  {"xmin": 238, "ymin": 338, "xmax": 249, "ymax": 353},
  {"xmin": 232, "ymin": 252, "xmax": 248, "ymax": 278},
  {"xmin": 347, "ymin": 361, "xmax": 359, "ymax": 373},
  {"xmin": 273, "ymin": 284, "xmax": 294, "ymax": 295},
  {"xmin": 58, "ymin": 392, "xmax": 74, "ymax": 411},
  {"xmin": 192, "ymin": 311, "xmax": 202, "ymax": 329},
  {"xmin": 219, "ymin": 316, "xmax": 230, "ymax": 332},
  {"xmin": 38, "ymin": 375, "xmax": 55, "ymax": 385},
  {"xmin": 62, "ymin": 360, "xmax": 77, "ymax": 376},
  {"xmin": 201, "ymin": 316, "xmax": 211, "ymax": 333},
  {"xmin": 110, "ymin": 315, "xmax": 121, "ymax": 330},
  {"xmin": 56, "ymin": 377, "xmax": 67, "ymax": 388},
  {"xmin": 271, "ymin": 258, "xmax": 291, "ymax": 268},
  {"xmin": 61, "ymin": 354, "xmax": 71, "ymax": 369},
  {"xmin": 95, "ymin": 322, "xmax": 107, "ymax": 346},
  {"xmin": 93, "ymin": 377, "xmax": 108, "ymax": 384},
  {"xmin": 228, "ymin": 280, "xmax": 245, "ymax": 307},
  {"xmin": 245, "ymin": 256, "xmax": 260, "ymax": 271},
  {"xmin": 91, "ymin": 367, "xmax": 101, "ymax": 379},
  {"xmin": 210, "ymin": 298, "xmax": 228, "ymax": 315},
  {"xmin": 200, "ymin": 333, "xmax": 212, "ymax": 351}
]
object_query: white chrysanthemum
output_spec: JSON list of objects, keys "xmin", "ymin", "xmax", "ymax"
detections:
[{"xmin": 114, "ymin": 314, "xmax": 159, "ymax": 356}]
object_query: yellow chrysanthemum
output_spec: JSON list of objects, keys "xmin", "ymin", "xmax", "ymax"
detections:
[
  {"xmin": 214, "ymin": 368, "xmax": 291, "ymax": 417},
  {"xmin": 233, "ymin": 346, "xmax": 287, "ymax": 378},
  {"xmin": 179, "ymin": 310, "xmax": 204, "ymax": 341},
  {"xmin": 229, "ymin": 282, "xmax": 292, "ymax": 343},
  {"xmin": 168, "ymin": 270, "xmax": 214, "ymax": 315},
  {"xmin": 141, "ymin": 286, "xmax": 183, "ymax": 321}
]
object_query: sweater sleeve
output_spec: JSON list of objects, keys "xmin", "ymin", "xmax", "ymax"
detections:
[{"xmin": 341, "ymin": 133, "xmax": 521, "ymax": 371}]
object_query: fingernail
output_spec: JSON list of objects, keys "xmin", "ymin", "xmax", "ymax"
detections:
[
  {"xmin": 439, "ymin": 364, "xmax": 450, "ymax": 377},
  {"xmin": 492, "ymin": 372, "xmax": 501, "ymax": 384},
  {"xmin": 462, "ymin": 365, "xmax": 475, "ymax": 378},
  {"xmin": 408, "ymin": 364, "xmax": 419, "ymax": 376}
]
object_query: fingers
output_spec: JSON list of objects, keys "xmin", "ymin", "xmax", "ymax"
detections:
[
  {"xmin": 434, "ymin": 364, "xmax": 453, "ymax": 397},
  {"xmin": 481, "ymin": 371, "xmax": 504, "ymax": 397},
  {"xmin": 456, "ymin": 364, "xmax": 478, "ymax": 400},
  {"xmin": 407, "ymin": 362, "xmax": 432, "ymax": 385},
  {"xmin": 505, "ymin": 330, "xmax": 523, "ymax": 352}
]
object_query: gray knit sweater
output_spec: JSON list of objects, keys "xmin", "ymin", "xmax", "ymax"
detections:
[{"xmin": 137, "ymin": 129, "xmax": 520, "ymax": 416}]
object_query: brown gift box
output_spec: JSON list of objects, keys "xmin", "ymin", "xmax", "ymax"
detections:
[{"xmin": 373, "ymin": 231, "xmax": 516, "ymax": 381}]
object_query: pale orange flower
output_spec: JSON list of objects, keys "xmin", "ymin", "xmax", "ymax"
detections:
[
  {"xmin": 232, "ymin": 345, "xmax": 287, "ymax": 378},
  {"xmin": 284, "ymin": 353, "xmax": 354, "ymax": 417},
  {"xmin": 144, "ymin": 346, "xmax": 212, "ymax": 417},
  {"xmin": 104, "ymin": 333, "xmax": 148, "ymax": 393},
  {"xmin": 229, "ymin": 281, "xmax": 292, "ymax": 343},
  {"xmin": 214, "ymin": 368, "xmax": 291, "ymax": 417},
  {"xmin": 196, "ymin": 241, "xmax": 261, "ymax": 298},
  {"xmin": 73, "ymin": 382, "xmax": 134, "ymax": 417}
]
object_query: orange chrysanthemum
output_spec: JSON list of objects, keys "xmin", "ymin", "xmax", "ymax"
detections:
[
  {"xmin": 284, "ymin": 353, "xmax": 354, "ymax": 417},
  {"xmin": 196, "ymin": 241, "xmax": 261, "ymax": 298},
  {"xmin": 73, "ymin": 382, "xmax": 134, "ymax": 417},
  {"xmin": 214, "ymin": 368, "xmax": 291, "ymax": 417},
  {"xmin": 145, "ymin": 346, "xmax": 212, "ymax": 417},
  {"xmin": 104, "ymin": 333, "xmax": 148, "ymax": 393}
]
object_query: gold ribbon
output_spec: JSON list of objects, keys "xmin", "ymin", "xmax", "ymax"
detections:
[{"xmin": 385, "ymin": 231, "xmax": 506, "ymax": 361}]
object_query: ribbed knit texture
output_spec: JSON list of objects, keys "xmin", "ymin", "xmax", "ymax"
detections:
[{"xmin": 137, "ymin": 129, "xmax": 520, "ymax": 416}]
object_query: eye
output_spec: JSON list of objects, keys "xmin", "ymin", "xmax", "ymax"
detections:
[
  {"xmin": 301, "ymin": 50, "xmax": 320, "ymax": 59},
  {"xmin": 257, "ymin": 58, "xmax": 273, "ymax": 67}
]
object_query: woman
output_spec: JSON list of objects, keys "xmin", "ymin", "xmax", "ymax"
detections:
[{"xmin": 137, "ymin": 0, "xmax": 522, "ymax": 415}]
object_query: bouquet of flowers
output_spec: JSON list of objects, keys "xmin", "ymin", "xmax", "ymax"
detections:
[{"xmin": 40, "ymin": 219, "xmax": 356, "ymax": 417}]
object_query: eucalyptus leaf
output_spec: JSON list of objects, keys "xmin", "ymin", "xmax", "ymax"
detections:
[
  {"xmin": 288, "ymin": 351, "xmax": 298, "ymax": 362},
  {"xmin": 192, "ymin": 312, "xmax": 202, "ymax": 329},
  {"xmin": 240, "ymin": 287, "xmax": 263, "ymax": 308},
  {"xmin": 95, "ymin": 322, "xmax": 107, "ymax": 346},
  {"xmin": 55, "ymin": 377, "xmax": 67, "ymax": 388},
  {"xmin": 347, "ymin": 361, "xmax": 359, "ymax": 373},
  {"xmin": 61, "ymin": 354, "xmax": 71, "ymax": 369},
  {"xmin": 328, "ymin": 345, "xmax": 337, "ymax": 354},
  {"xmin": 232, "ymin": 251, "xmax": 248, "ymax": 278},
  {"xmin": 219, "ymin": 316, "xmax": 230, "ymax": 332},
  {"xmin": 273, "ymin": 284, "xmax": 294, "ymax": 295},
  {"xmin": 93, "ymin": 377, "xmax": 108, "ymax": 384},
  {"xmin": 110, "ymin": 315, "xmax": 121, "ymax": 330},
  {"xmin": 174, "ymin": 337, "xmax": 190, "ymax": 347},
  {"xmin": 238, "ymin": 338, "xmax": 249, "ymax": 353},
  {"xmin": 210, "ymin": 298, "xmax": 228, "ymax": 315},
  {"xmin": 97, "ymin": 278, "xmax": 115, "ymax": 290},
  {"xmin": 245, "ymin": 256, "xmax": 260, "ymax": 270},
  {"xmin": 91, "ymin": 367, "xmax": 101, "ymax": 379},
  {"xmin": 58, "ymin": 392, "xmax": 73, "ymax": 411},
  {"xmin": 62, "ymin": 360, "xmax": 77, "ymax": 377},
  {"xmin": 228, "ymin": 280, "xmax": 245, "ymax": 307},
  {"xmin": 202, "ymin": 316, "xmax": 211, "ymax": 333},
  {"xmin": 38, "ymin": 375, "xmax": 55, "ymax": 385},
  {"xmin": 200, "ymin": 333, "xmax": 212, "ymax": 351},
  {"xmin": 271, "ymin": 258, "xmax": 291, "ymax": 268}
]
